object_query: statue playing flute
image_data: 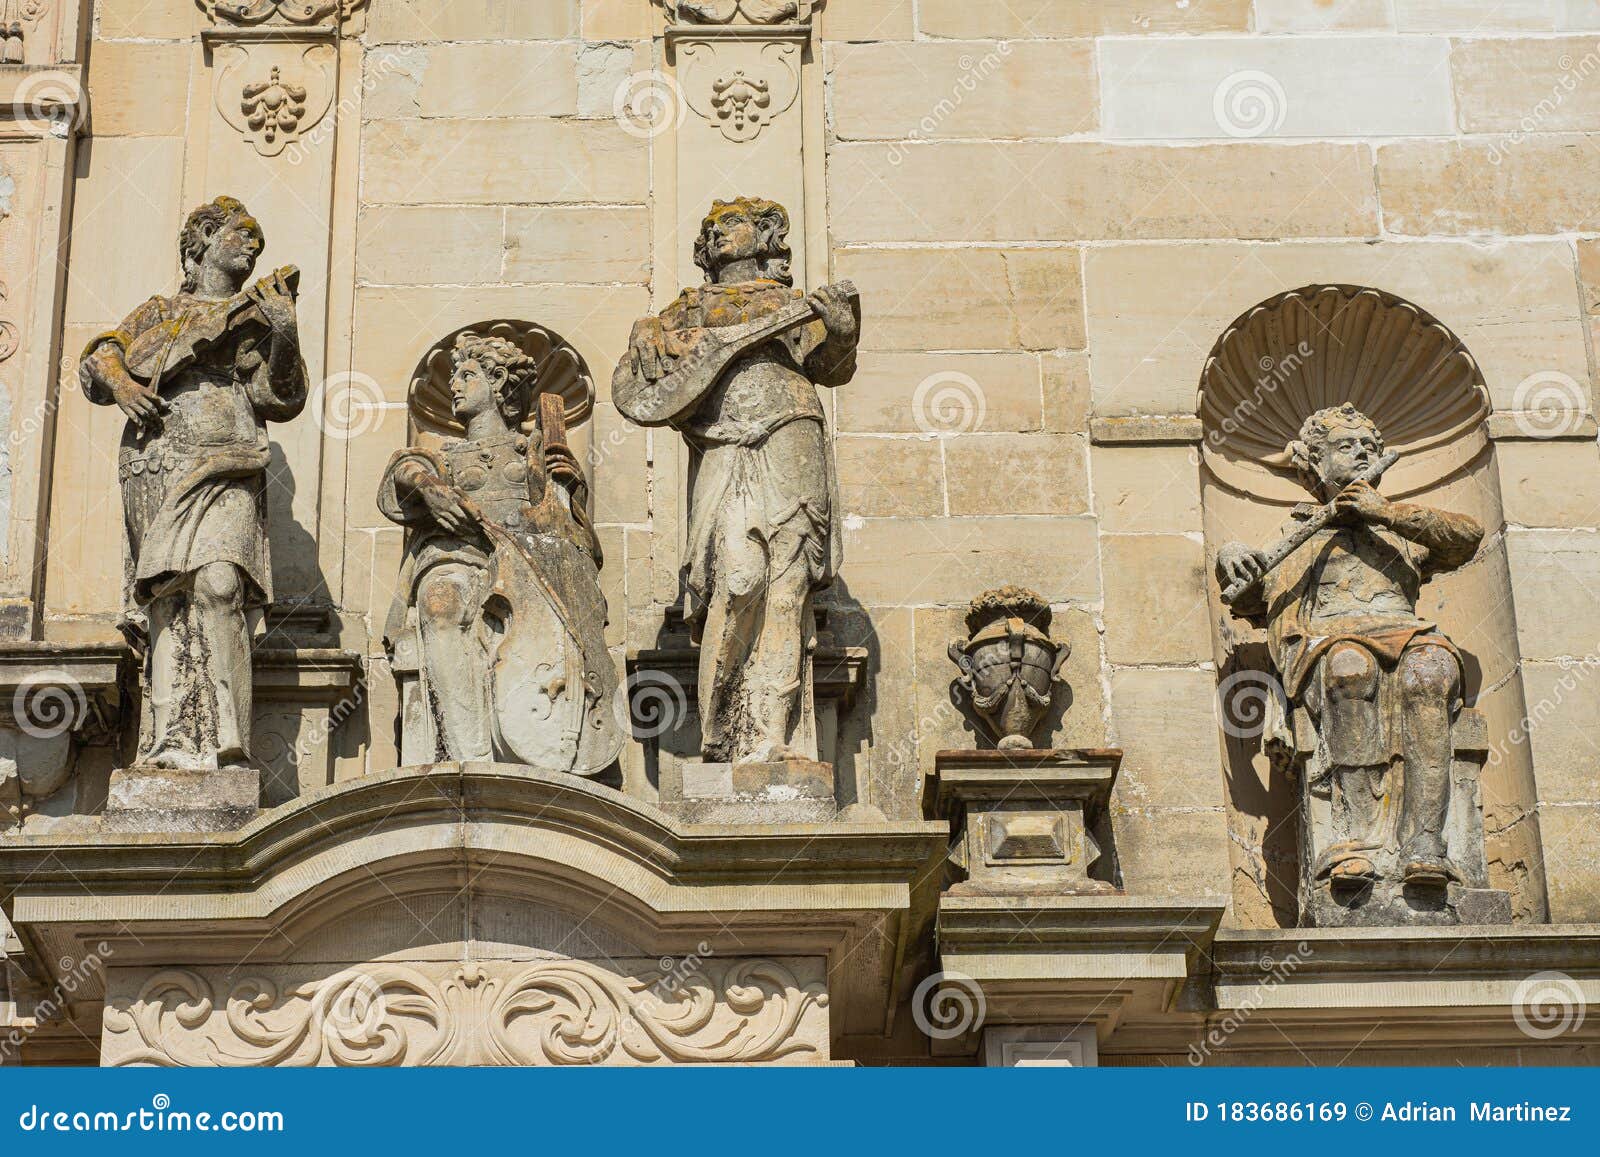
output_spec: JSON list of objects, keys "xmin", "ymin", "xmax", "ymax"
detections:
[
  {"xmin": 1216, "ymin": 403, "xmax": 1484, "ymax": 906},
  {"xmin": 80, "ymin": 196, "xmax": 307, "ymax": 770}
]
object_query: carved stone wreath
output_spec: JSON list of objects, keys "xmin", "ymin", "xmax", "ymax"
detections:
[{"xmin": 103, "ymin": 959, "xmax": 829, "ymax": 1066}]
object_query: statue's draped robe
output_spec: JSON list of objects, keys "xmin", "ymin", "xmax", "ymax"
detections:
[
  {"xmin": 1252, "ymin": 504, "xmax": 1481, "ymax": 866},
  {"xmin": 378, "ymin": 431, "xmax": 623, "ymax": 775},
  {"xmin": 82, "ymin": 291, "xmax": 306, "ymax": 765},
  {"xmin": 622, "ymin": 279, "xmax": 846, "ymax": 761},
  {"xmin": 84, "ymin": 292, "xmax": 304, "ymax": 619}
]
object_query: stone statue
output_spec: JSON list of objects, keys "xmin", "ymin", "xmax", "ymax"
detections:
[
  {"xmin": 948, "ymin": 586, "xmax": 1070, "ymax": 750},
  {"xmin": 79, "ymin": 196, "xmax": 306, "ymax": 770},
  {"xmin": 613, "ymin": 197, "xmax": 859, "ymax": 765},
  {"xmin": 1217, "ymin": 403, "xmax": 1486, "ymax": 919},
  {"xmin": 379, "ymin": 332, "xmax": 623, "ymax": 775}
]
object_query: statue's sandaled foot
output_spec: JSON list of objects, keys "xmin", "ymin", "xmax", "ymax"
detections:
[
  {"xmin": 1403, "ymin": 856, "xmax": 1456, "ymax": 888},
  {"xmin": 1328, "ymin": 855, "xmax": 1376, "ymax": 886}
]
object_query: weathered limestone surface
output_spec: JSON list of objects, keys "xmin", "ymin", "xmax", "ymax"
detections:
[{"xmin": 5, "ymin": 0, "xmax": 1600, "ymax": 1067}]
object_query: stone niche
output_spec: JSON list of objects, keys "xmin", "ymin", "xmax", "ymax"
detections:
[{"xmin": 1199, "ymin": 284, "xmax": 1544, "ymax": 928}]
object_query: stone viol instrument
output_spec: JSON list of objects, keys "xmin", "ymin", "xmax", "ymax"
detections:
[
  {"xmin": 1220, "ymin": 449, "xmax": 1401, "ymax": 605},
  {"xmin": 122, "ymin": 265, "xmax": 300, "ymax": 382},
  {"xmin": 615, "ymin": 280, "xmax": 858, "ymax": 425}
]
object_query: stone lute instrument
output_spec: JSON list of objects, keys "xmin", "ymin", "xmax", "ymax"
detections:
[
  {"xmin": 1220, "ymin": 449, "xmax": 1402, "ymax": 605},
  {"xmin": 122, "ymin": 265, "xmax": 300, "ymax": 382},
  {"xmin": 614, "ymin": 280, "xmax": 858, "ymax": 425}
]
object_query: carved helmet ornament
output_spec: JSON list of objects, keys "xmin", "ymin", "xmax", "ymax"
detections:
[
  {"xmin": 948, "ymin": 587, "xmax": 1070, "ymax": 751},
  {"xmin": 408, "ymin": 320, "xmax": 595, "ymax": 437},
  {"xmin": 1198, "ymin": 285, "xmax": 1489, "ymax": 503}
]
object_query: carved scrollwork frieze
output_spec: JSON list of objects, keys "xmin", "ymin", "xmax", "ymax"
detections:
[{"xmin": 103, "ymin": 958, "xmax": 830, "ymax": 1066}]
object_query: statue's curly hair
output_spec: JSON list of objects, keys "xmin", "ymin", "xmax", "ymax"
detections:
[
  {"xmin": 179, "ymin": 196, "xmax": 256, "ymax": 293},
  {"xmin": 451, "ymin": 332, "xmax": 540, "ymax": 425},
  {"xmin": 1288, "ymin": 402, "xmax": 1384, "ymax": 490},
  {"xmin": 692, "ymin": 196, "xmax": 793, "ymax": 286}
]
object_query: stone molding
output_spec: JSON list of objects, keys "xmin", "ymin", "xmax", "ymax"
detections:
[
  {"xmin": 103, "ymin": 957, "xmax": 828, "ymax": 1066},
  {"xmin": 198, "ymin": 0, "xmax": 367, "ymax": 29},
  {"xmin": 0, "ymin": 762, "xmax": 948, "ymax": 1041}
]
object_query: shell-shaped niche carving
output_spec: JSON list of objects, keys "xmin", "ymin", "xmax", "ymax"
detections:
[
  {"xmin": 408, "ymin": 319, "xmax": 595, "ymax": 437},
  {"xmin": 1198, "ymin": 284, "xmax": 1490, "ymax": 503}
]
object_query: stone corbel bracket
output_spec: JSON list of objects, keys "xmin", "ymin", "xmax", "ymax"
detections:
[
  {"xmin": 0, "ymin": 66, "xmax": 88, "ymax": 139},
  {"xmin": 0, "ymin": 643, "xmax": 128, "ymax": 827}
]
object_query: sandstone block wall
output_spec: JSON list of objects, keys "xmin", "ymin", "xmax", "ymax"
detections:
[{"xmin": 10, "ymin": 0, "xmax": 1600, "ymax": 924}]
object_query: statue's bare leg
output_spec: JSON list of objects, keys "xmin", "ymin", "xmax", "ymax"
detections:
[
  {"xmin": 192, "ymin": 562, "xmax": 251, "ymax": 768},
  {"xmin": 143, "ymin": 563, "xmax": 250, "ymax": 769},
  {"xmin": 417, "ymin": 563, "xmax": 491, "ymax": 761},
  {"xmin": 1397, "ymin": 644, "xmax": 1459, "ymax": 886},
  {"xmin": 745, "ymin": 531, "xmax": 811, "ymax": 763},
  {"xmin": 1319, "ymin": 643, "xmax": 1385, "ymax": 883}
]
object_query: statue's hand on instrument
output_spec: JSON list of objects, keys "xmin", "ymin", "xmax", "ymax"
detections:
[
  {"xmin": 94, "ymin": 352, "xmax": 169, "ymax": 430},
  {"xmin": 1332, "ymin": 479, "xmax": 1392, "ymax": 528},
  {"xmin": 625, "ymin": 317, "xmax": 673, "ymax": 383},
  {"xmin": 249, "ymin": 267, "xmax": 299, "ymax": 339},
  {"xmin": 1218, "ymin": 541, "xmax": 1270, "ymax": 591},
  {"xmin": 418, "ymin": 478, "xmax": 478, "ymax": 537},
  {"xmin": 807, "ymin": 282, "xmax": 859, "ymax": 346}
]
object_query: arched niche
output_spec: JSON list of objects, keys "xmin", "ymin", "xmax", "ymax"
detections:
[
  {"xmin": 1197, "ymin": 285, "xmax": 1546, "ymax": 928},
  {"xmin": 405, "ymin": 318, "xmax": 598, "ymax": 468}
]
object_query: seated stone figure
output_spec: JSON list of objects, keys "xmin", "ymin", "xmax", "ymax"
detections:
[
  {"xmin": 378, "ymin": 333, "xmax": 622, "ymax": 775},
  {"xmin": 1217, "ymin": 403, "xmax": 1484, "ymax": 902}
]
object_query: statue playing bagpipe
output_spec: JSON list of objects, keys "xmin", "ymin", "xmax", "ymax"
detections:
[
  {"xmin": 379, "ymin": 332, "xmax": 623, "ymax": 775},
  {"xmin": 79, "ymin": 196, "xmax": 307, "ymax": 770}
]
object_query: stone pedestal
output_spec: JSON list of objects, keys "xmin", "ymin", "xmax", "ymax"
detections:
[
  {"xmin": 933, "ymin": 749, "xmax": 1121, "ymax": 894},
  {"xmin": 661, "ymin": 757, "xmax": 837, "ymax": 824},
  {"xmin": 102, "ymin": 766, "xmax": 260, "ymax": 834}
]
